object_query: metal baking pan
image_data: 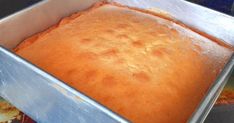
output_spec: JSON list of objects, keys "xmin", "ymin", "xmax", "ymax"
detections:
[{"xmin": 0, "ymin": 0, "xmax": 234, "ymax": 123}]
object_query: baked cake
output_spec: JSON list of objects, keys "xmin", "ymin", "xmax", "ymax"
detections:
[{"xmin": 14, "ymin": 3, "xmax": 233, "ymax": 123}]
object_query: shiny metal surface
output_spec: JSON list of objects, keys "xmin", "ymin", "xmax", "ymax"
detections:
[
  {"xmin": 0, "ymin": 47, "xmax": 128, "ymax": 123},
  {"xmin": 0, "ymin": 0, "xmax": 234, "ymax": 123},
  {"xmin": 0, "ymin": 0, "xmax": 100, "ymax": 49},
  {"xmin": 189, "ymin": 55, "xmax": 234, "ymax": 123},
  {"xmin": 112, "ymin": 0, "xmax": 234, "ymax": 46},
  {"xmin": 110, "ymin": 1, "xmax": 234, "ymax": 122}
]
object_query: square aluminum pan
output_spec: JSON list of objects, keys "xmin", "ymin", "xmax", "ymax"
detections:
[{"xmin": 0, "ymin": 0, "xmax": 234, "ymax": 123}]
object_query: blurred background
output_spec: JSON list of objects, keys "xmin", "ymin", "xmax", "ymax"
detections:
[{"xmin": 188, "ymin": 0, "xmax": 234, "ymax": 16}]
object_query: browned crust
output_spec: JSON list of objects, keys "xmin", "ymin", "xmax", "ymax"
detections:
[
  {"xmin": 108, "ymin": 2, "xmax": 233, "ymax": 50},
  {"xmin": 14, "ymin": 1, "xmax": 108, "ymax": 52},
  {"xmin": 14, "ymin": 1, "xmax": 233, "ymax": 52}
]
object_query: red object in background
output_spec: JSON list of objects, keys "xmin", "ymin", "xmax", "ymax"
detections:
[{"xmin": 20, "ymin": 114, "xmax": 35, "ymax": 123}]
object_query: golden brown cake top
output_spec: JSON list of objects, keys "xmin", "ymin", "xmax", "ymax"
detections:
[{"xmin": 15, "ymin": 3, "xmax": 233, "ymax": 123}]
